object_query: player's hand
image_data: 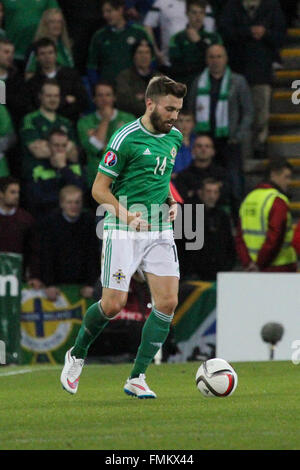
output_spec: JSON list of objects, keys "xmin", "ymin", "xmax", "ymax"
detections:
[
  {"xmin": 167, "ymin": 200, "xmax": 178, "ymax": 222},
  {"xmin": 127, "ymin": 211, "xmax": 150, "ymax": 231}
]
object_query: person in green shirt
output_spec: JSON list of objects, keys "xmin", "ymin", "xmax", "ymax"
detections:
[
  {"xmin": 77, "ymin": 80, "xmax": 135, "ymax": 187},
  {"xmin": 25, "ymin": 7, "xmax": 74, "ymax": 78},
  {"xmin": 0, "ymin": 104, "xmax": 15, "ymax": 177},
  {"xmin": 169, "ymin": 0, "xmax": 222, "ymax": 88},
  {"xmin": 87, "ymin": 0, "xmax": 152, "ymax": 85},
  {"xmin": 1, "ymin": 0, "xmax": 58, "ymax": 63},
  {"xmin": 60, "ymin": 75, "xmax": 187, "ymax": 399},
  {"xmin": 20, "ymin": 78, "xmax": 78, "ymax": 181}
]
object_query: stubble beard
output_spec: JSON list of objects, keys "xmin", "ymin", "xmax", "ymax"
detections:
[{"xmin": 149, "ymin": 108, "xmax": 174, "ymax": 134}]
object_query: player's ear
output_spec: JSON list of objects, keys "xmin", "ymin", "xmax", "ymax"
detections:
[{"xmin": 146, "ymin": 97, "xmax": 155, "ymax": 112}]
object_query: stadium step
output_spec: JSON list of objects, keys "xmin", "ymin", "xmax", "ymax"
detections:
[
  {"xmin": 271, "ymin": 89, "xmax": 298, "ymax": 114},
  {"xmin": 273, "ymin": 69, "xmax": 299, "ymax": 87},
  {"xmin": 269, "ymin": 113, "xmax": 300, "ymax": 129},
  {"xmin": 267, "ymin": 135, "xmax": 300, "ymax": 157},
  {"xmin": 285, "ymin": 28, "xmax": 300, "ymax": 45},
  {"xmin": 280, "ymin": 48, "xmax": 300, "ymax": 69}
]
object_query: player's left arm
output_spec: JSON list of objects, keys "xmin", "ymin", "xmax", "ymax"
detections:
[{"xmin": 167, "ymin": 186, "xmax": 178, "ymax": 222}]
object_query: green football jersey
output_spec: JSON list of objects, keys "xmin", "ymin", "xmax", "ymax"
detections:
[{"xmin": 98, "ymin": 118, "xmax": 183, "ymax": 231}]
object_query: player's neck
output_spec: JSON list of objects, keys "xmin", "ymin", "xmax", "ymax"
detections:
[{"xmin": 141, "ymin": 114, "xmax": 158, "ymax": 134}]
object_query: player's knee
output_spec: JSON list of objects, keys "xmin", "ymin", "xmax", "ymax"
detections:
[
  {"xmin": 156, "ymin": 295, "xmax": 178, "ymax": 315},
  {"xmin": 102, "ymin": 298, "xmax": 126, "ymax": 318}
]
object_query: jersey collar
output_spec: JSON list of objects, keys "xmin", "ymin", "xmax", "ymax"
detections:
[{"xmin": 138, "ymin": 117, "xmax": 166, "ymax": 138}]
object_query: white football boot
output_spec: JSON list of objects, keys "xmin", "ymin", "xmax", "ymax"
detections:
[
  {"xmin": 60, "ymin": 348, "xmax": 84, "ymax": 394},
  {"xmin": 124, "ymin": 374, "xmax": 157, "ymax": 399}
]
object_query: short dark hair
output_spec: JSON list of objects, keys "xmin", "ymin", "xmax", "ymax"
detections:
[
  {"xmin": 0, "ymin": 176, "xmax": 20, "ymax": 193},
  {"xmin": 0, "ymin": 37, "xmax": 14, "ymax": 48},
  {"xmin": 93, "ymin": 79, "xmax": 115, "ymax": 96},
  {"xmin": 200, "ymin": 177, "xmax": 222, "ymax": 190},
  {"xmin": 145, "ymin": 75, "xmax": 187, "ymax": 101},
  {"xmin": 186, "ymin": 0, "xmax": 207, "ymax": 13},
  {"xmin": 48, "ymin": 128, "xmax": 68, "ymax": 140},
  {"xmin": 102, "ymin": 0, "xmax": 125, "ymax": 10},
  {"xmin": 34, "ymin": 37, "xmax": 57, "ymax": 54},
  {"xmin": 132, "ymin": 38, "xmax": 154, "ymax": 59},
  {"xmin": 39, "ymin": 77, "xmax": 60, "ymax": 94},
  {"xmin": 265, "ymin": 158, "xmax": 293, "ymax": 178}
]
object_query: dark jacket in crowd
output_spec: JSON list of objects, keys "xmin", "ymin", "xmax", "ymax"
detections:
[
  {"xmin": 174, "ymin": 161, "xmax": 231, "ymax": 207},
  {"xmin": 219, "ymin": 0, "xmax": 286, "ymax": 85},
  {"xmin": 0, "ymin": 208, "xmax": 40, "ymax": 279},
  {"xmin": 25, "ymin": 66, "xmax": 89, "ymax": 123},
  {"xmin": 3, "ymin": 67, "xmax": 30, "ymax": 127},
  {"xmin": 185, "ymin": 204, "xmax": 236, "ymax": 281},
  {"xmin": 40, "ymin": 209, "xmax": 100, "ymax": 287}
]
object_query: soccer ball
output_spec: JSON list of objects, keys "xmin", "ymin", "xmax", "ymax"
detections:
[{"xmin": 195, "ymin": 358, "xmax": 238, "ymax": 398}]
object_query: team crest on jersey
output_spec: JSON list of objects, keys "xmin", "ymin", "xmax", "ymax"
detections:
[
  {"xmin": 112, "ymin": 269, "xmax": 126, "ymax": 283},
  {"xmin": 170, "ymin": 147, "xmax": 177, "ymax": 158},
  {"xmin": 104, "ymin": 151, "xmax": 117, "ymax": 167}
]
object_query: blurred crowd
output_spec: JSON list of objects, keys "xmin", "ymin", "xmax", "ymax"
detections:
[{"xmin": 0, "ymin": 0, "xmax": 299, "ymax": 299}]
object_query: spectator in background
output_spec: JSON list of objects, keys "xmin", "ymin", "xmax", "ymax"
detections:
[
  {"xmin": 174, "ymin": 134, "xmax": 231, "ymax": 210},
  {"xmin": 172, "ymin": 110, "xmax": 196, "ymax": 174},
  {"xmin": 20, "ymin": 78, "xmax": 78, "ymax": 183},
  {"xmin": 25, "ymin": 8, "xmax": 74, "ymax": 79},
  {"xmin": 236, "ymin": 159, "xmax": 297, "ymax": 272},
  {"xmin": 57, "ymin": 0, "xmax": 105, "ymax": 74},
  {"xmin": 187, "ymin": 44, "xmax": 253, "ymax": 219},
  {"xmin": 1, "ymin": 0, "xmax": 59, "ymax": 68},
  {"xmin": 0, "ymin": 38, "xmax": 30, "ymax": 127},
  {"xmin": 169, "ymin": 0, "xmax": 222, "ymax": 88},
  {"xmin": 115, "ymin": 39, "xmax": 156, "ymax": 117},
  {"xmin": 26, "ymin": 129, "xmax": 86, "ymax": 220},
  {"xmin": 183, "ymin": 177, "xmax": 236, "ymax": 281},
  {"xmin": 40, "ymin": 185, "xmax": 100, "ymax": 301},
  {"xmin": 0, "ymin": 176, "xmax": 42, "ymax": 289},
  {"xmin": 87, "ymin": 0, "xmax": 152, "ymax": 86},
  {"xmin": 219, "ymin": 0, "xmax": 286, "ymax": 159},
  {"xmin": 143, "ymin": 0, "xmax": 216, "ymax": 67},
  {"xmin": 125, "ymin": 0, "xmax": 155, "ymax": 21},
  {"xmin": 77, "ymin": 80, "xmax": 135, "ymax": 188},
  {"xmin": 0, "ymin": 105, "xmax": 15, "ymax": 177},
  {"xmin": 25, "ymin": 38, "xmax": 88, "ymax": 123}
]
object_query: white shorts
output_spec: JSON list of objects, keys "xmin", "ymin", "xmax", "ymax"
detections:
[{"xmin": 100, "ymin": 230, "xmax": 180, "ymax": 292}]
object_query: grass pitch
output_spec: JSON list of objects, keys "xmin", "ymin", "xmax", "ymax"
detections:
[{"xmin": 0, "ymin": 361, "xmax": 299, "ymax": 450}]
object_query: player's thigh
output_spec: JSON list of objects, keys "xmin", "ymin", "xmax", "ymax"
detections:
[
  {"xmin": 146, "ymin": 273, "xmax": 179, "ymax": 315},
  {"xmin": 101, "ymin": 230, "xmax": 142, "ymax": 292},
  {"xmin": 101, "ymin": 287, "xmax": 128, "ymax": 318}
]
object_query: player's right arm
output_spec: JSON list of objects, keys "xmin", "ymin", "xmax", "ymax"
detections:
[{"xmin": 92, "ymin": 172, "xmax": 148, "ymax": 230}]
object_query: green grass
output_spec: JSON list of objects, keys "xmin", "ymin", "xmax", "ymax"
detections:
[{"xmin": 0, "ymin": 361, "xmax": 299, "ymax": 450}]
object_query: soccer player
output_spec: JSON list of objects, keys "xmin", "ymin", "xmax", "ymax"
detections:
[{"xmin": 60, "ymin": 75, "xmax": 187, "ymax": 398}]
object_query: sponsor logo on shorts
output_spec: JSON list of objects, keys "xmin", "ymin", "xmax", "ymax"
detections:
[{"xmin": 104, "ymin": 151, "xmax": 117, "ymax": 167}]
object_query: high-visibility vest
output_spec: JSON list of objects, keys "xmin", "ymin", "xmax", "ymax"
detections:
[{"xmin": 239, "ymin": 188, "xmax": 297, "ymax": 266}]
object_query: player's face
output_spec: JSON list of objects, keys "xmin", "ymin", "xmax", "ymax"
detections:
[
  {"xmin": 46, "ymin": 13, "xmax": 64, "ymax": 38},
  {"xmin": 0, "ymin": 43, "xmax": 14, "ymax": 69},
  {"xmin": 199, "ymin": 183, "xmax": 220, "ymax": 208},
  {"xmin": 149, "ymin": 95, "xmax": 183, "ymax": 134},
  {"xmin": 36, "ymin": 46, "xmax": 57, "ymax": 69},
  {"xmin": 94, "ymin": 85, "xmax": 115, "ymax": 110},
  {"xmin": 0, "ymin": 184, "xmax": 20, "ymax": 208},
  {"xmin": 60, "ymin": 192, "xmax": 83, "ymax": 219},
  {"xmin": 206, "ymin": 46, "xmax": 227, "ymax": 75},
  {"xmin": 102, "ymin": 4, "xmax": 123, "ymax": 27},
  {"xmin": 40, "ymin": 84, "xmax": 60, "ymax": 112},
  {"xmin": 187, "ymin": 5, "xmax": 205, "ymax": 29}
]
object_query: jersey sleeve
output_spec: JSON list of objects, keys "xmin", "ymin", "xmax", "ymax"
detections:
[{"xmin": 98, "ymin": 133, "xmax": 128, "ymax": 180}]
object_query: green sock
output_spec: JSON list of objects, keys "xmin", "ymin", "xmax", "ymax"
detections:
[
  {"xmin": 72, "ymin": 301, "xmax": 109, "ymax": 359},
  {"xmin": 130, "ymin": 308, "xmax": 173, "ymax": 378}
]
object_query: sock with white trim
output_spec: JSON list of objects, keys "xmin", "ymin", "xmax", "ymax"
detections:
[{"xmin": 129, "ymin": 308, "xmax": 173, "ymax": 378}]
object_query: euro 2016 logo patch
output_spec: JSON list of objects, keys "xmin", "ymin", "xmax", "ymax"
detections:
[{"xmin": 104, "ymin": 151, "xmax": 117, "ymax": 167}]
